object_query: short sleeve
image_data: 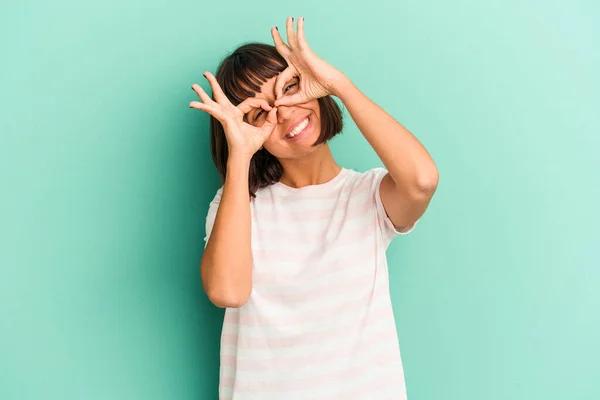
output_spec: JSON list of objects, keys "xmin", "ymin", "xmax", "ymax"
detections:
[
  {"xmin": 203, "ymin": 187, "xmax": 223, "ymax": 248},
  {"xmin": 369, "ymin": 168, "xmax": 419, "ymax": 244}
]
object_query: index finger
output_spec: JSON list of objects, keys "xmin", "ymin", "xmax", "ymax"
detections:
[
  {"xmin": 237, "ymin": 97, "xmax": 273, "ymax": 116},
  {"xmin": 274, "ymin": 92, "xmax": 306, "ymax": 107},
  {"xmin": 285, "ymin": 16, "xmax": 299, "ymax": 50},
  {"xmin": 203, "ymin": 71, "xmax": 229, "ymax": 104},
  {"xmin": 271, "ymin": 26, "xmax": 291, "ymax": 59}
]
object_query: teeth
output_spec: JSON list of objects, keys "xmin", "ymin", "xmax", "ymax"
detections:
[{"xmin": 288, "ymin": 117, "xmax": 309, "ymax": 138}]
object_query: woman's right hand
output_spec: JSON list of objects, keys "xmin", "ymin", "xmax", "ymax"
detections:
[{"xmin": 190, "ymin": 72, "xmax": 278, "ymax": 157}]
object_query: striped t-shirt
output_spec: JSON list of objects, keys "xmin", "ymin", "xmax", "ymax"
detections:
[{"xmin": 204, "ymin": 167, "xmax": 418, "ymax": 399}]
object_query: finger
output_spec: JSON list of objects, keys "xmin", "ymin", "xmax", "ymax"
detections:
[
  {"xmin": 203, "ymin": 71, "xmax": 229, "ymax": 104},
  {"xmin": 261, "ymin": 107, "xmax": 279, "ymax": 136},
  {"xmin": 274, "ymin": 67, "xmax": 296, "ymax": 100},
  {"xmin": 191, "ymin": 83, "xmax": 213, "ymax": 105},
  {"xmin": 236, "ymin": 97, "xmax": 273, "ymax": 115},
  {"xmin": 274, "ymin": 92, "xmax": 306, "ymax": 107},
  {"xmin": 286, "ymin": 16, "xmax": 299, "ymax": 50},
  {"xmin": 189, "ymin": 101, "xmax": 223, "ymax": 120},
  {"xmin": 265, "ymin": 106, "xmax": 278, "ymax": 126},
  {"xmin": 189, "ymin": 101, "xmax": 209, "ymax": 111},
  {"xmin": 297, "ymin": 17, "xmax": 309, "ymax": 50},
  {"xmin": 271, "ymin": 26, "xmax": 291, "ymax": 58}
]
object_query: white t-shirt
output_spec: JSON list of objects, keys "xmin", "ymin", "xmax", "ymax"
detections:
[{"xmin": 204, "ymin": 167, "xmax": 418, "ymax": 400}]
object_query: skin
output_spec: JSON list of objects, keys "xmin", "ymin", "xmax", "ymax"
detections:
[
  {"xmin": 190, "ymin": 72, "xmax": 340, "ymax": 189},
  {"xmin": 191, "ymin": 16, "xmax": 439, "ymax": 308},
  {"xmin": 243, "ymin": 75, "xmax": 342, "ymax": 188}
]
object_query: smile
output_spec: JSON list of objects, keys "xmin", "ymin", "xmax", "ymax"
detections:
[{"xmin": 285, "ymin": 116, "xmax": 311, "ymax": 140}]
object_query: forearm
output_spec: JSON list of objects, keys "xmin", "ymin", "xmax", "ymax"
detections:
[
  {"xmin": 335, "ymin": 79, "xmax": 438, "ymax": 195},
  {"xmin": 200, "ymin": 154, "xmax": 253, "ymax": 308}
]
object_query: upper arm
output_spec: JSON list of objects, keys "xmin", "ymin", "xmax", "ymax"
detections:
[
  {"xmin": 203, "ymin": 187, "xmax": 223, "ymax": 248},
  {"xmin": 378, "ymin": 172, "xmax": 436, "ymax": 232}
]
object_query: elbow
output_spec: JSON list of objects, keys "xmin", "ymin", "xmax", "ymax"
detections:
[
  {"xmin": 204, "ymin": 285, "xmax": 251, "ymax": 309},
  {"xmin": 210, "ymin": 294, "xmax": 250, "ymax": 309},
  {"xmin": 413, "ymin": 168, "xmax": 439, "ymax": 197},
  {"xmin": 200, "ymin": 256, "xmax": 252, "ymax": 308}
]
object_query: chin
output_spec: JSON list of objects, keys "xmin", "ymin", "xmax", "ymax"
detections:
[{"xmin": 275, "ymin": 140, "xmax": 325, "ymax": 160}]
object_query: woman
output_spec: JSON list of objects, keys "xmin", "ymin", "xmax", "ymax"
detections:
[{"xmin": 190, "ymin": 16, "xmax": 438, "ymax": 400}]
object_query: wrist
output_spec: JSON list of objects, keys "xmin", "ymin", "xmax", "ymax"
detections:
[
  {"xmin": 331, "ymin": 74, "xmax": 354, "ymax": 98},
  {"xmin": 227, "ymin": 152, "xmax": 252, "ymax": 170},
  {"xmin": 224, "ymin": 154, "xmax": 251, "ymax": 192}
]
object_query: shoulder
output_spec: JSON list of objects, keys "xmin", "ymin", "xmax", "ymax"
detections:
[
  {"xmin": 355, "ymin": 167, "xmax": 387, "ymax": 180},
  {"xmin": 342, "ymin": 167, "xmax": 388, "ymax": 190}
]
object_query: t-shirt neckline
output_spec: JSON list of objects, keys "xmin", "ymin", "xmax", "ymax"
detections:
[{"xmin": 273, "ymin": 167, "xmax": 348, "ymax": 193}]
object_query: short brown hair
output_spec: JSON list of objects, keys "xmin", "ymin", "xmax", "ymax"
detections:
[{"xmin": 208, "ymin": 42, "xmax": 343, "ymax": 198}]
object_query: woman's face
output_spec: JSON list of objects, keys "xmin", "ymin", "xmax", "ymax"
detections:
[{"xmin": 243, "ymin": 75, "xmax": 322, "ymax": 160}]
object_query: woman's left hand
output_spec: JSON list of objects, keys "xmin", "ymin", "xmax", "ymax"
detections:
[{"xmin": 271, "ymin": 16, "xmax": 349, "ymax": 107}]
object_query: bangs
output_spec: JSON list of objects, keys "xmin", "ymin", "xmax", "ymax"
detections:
[
  {"xmin": 216, "ymin": 43, "xmax": 288, "ymax": 105},
  {"xmin": 208, "ymin": 42, "xmax": 344, "ymax": 199}
]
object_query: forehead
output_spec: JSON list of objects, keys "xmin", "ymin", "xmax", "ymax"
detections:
[
  {"xmin": 251, "ymin": 75, "xmax": 278, "ymax": 99},
  {"xmin": 221, "ymin": 53, "xmax": 287, "ymax": 105}
]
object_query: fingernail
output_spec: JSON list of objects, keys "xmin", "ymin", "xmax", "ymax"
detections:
[
  {"xmin": 275, "ymin": 26, "xmax": 278, "ymax": 31},
  {"xmin": 292, "ymin": 17, "xmax": 294, "ymax": 22}
]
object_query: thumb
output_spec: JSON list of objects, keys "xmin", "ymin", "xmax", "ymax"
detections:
[
  {"xmin": 274, "ymin": 67, "xmax": 296, "ymax": 100},
  {"xmin": 274, "ymin": 93, "xmax": 305, "ymax": 107},
  {"xmin": 260, "ymin": 106, "xmax": 279, "ymax": 137}
]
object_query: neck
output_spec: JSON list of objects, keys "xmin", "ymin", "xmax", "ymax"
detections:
[{"xmin": 277, "ymin": 144, "xmax": 341, "ymax": 188}]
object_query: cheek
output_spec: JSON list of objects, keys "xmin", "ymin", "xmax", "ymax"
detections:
[
  {"xmin": 261, "ymin": 133, "xmax": 281, "ymax": 154},
  {"xmin": 262, "ymin": 102, "xmax": 323, "ymax": 156},
  {"xmin": 262, "ymin": 137, "xmax": 285, "ymax": 158}
]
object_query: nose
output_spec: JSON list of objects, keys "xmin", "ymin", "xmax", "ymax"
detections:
[{"xmin": 276, "ymin": 104, "xmax": 295, "ymax": 124}]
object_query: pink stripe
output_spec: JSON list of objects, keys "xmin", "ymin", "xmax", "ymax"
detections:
[
  {"xmin": 223, "ymin": 288, "xmax": 379, "ymax": 328},
  {"xmin": 249, "ymin": 221, "xmax": 380, "ymax": 285},
  {"xmin": 219, "ymin": 373, "xmax": 234, "ymax": 396},
  {"xmin": 221, "ymin": 366, "xmax": 406, "ymax": 399},
  {"xmin": 224, "ymin": 333, "xmax": 398, "ymax": 371},
  {"xmin": 220, "ymin": 354, "xmax": 236, "ymax": 366},
  {"xmin": 253, "ymin": 270, "xmax": 374, "ymax": 307},
  {"xmin": 252, "ymin": 186, "xmax": 374, "ymax": 226},
  {"xmin": 220, "ymin": 305, "xmax": 391, "ymax": 350},
  {"xmin": 314, "ymin": 369, "xmax": 406, "ymax": 400},
  {"xmin": 220, "ymin": 349, "xmax": 399, "ymax": 393},
  {"xmin": 252, "ymin": 210, "xmax": 377, "ymax": 248},
  {"xmin": 258, "ymin": 177, "xmax": 373, "ymax": 201},
  {"xmin": 251, "ymin": 221, "xmax": 378, "ymax": 266}
]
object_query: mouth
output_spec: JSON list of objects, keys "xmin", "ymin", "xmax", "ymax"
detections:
[{"xmin": 284, "ymin": 115, "xmax": 312, "ymax": 141}]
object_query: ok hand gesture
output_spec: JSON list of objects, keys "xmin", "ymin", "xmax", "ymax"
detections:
[
  {"xmin": 271, "ymin": 16, "xmax": 348, "ymax": 107},
  {"xmin": 190, "ymin": 72, "xmax": 278, "ymax": 157}
]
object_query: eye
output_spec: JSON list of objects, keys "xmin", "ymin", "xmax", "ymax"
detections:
[
  {"xmin": 284, "ymin": 82, "xmax": 297, "ymax": 93},
  {"xmin": 253, "ymin": 109, "xmax": 265, "ymax": 122}
]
